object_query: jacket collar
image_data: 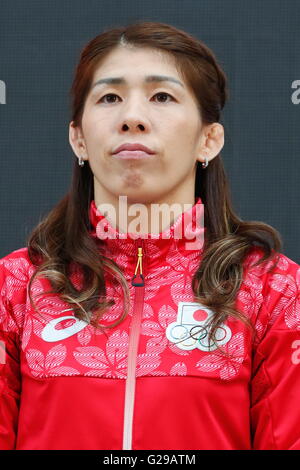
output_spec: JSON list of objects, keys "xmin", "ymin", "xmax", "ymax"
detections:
[{"xmin": 88, "ymin": 197, "xmax": 205, "ymax": 268}]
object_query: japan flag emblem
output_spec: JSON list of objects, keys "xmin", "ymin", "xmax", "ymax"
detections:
[{"xmin": 166, "ymin": 302, "xmax": 232, "ymax": 351}]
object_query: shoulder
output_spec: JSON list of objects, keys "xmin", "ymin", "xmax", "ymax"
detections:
[
  {"xmin": 243, "ymin": 246, "xmax": 299, "ymax": 290},
  {"xmin": 241, "ymin": 246, "xmax": 299, "ymax": 337},
  {"xmin": 243, "ymin": 247, "xmax": 300, "ymax": 283},
  {"xmin": 0, "ymin": 246, "xmax": 35, "ymax": 283},
  {"xmin": 0, "ymin": 247, "xmax": 35, "ymax": 333}
]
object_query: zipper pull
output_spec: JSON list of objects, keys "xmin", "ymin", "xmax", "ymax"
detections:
[{"xmin": 131, "ymin": 246, "xmax": 145, "ymax": 286}]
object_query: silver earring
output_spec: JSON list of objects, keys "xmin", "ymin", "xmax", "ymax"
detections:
[
  {"xmin": 202, "ymin": 156, "xmax": 209, "ymax": 169},
  {"xmin": 78, "ymin": 156, "xmax": 85, "ymax": 167}
]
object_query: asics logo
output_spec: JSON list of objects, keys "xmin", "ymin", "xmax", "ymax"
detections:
[{"xmin": 41, "ymin": 315, "xmax": 88, "ymax": 342}]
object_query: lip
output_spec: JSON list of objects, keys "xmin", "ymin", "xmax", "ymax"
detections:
[
  {"xmin": 112, "ymin": 150, "xmax": 156, "ymax": 160},
  {"xmin": 112, "ymin": 142, "xmax": 155, "ymax": 154}
]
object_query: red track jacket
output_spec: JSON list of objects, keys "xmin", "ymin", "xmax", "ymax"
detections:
[{"xmin": 0, "ymin": 197, "xmax": 300, "ymax": 450}]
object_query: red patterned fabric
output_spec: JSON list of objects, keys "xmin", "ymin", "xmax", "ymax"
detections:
[{"xmin": 0, "ymin": 198, "xmax": 299, "ymax": 449}]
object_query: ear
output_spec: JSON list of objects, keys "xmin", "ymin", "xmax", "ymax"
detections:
[
  {"xmin": 195, "ymin": 123, "xmax": 225, "ymax": 166},
  {"xmin": 69, "ymin": 121, "xmax": 88, "ymax": 162}
]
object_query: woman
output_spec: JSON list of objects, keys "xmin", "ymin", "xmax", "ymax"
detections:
[{"xmin": 0, "ymin": 21, "xmax": 299, "ymax": 451}]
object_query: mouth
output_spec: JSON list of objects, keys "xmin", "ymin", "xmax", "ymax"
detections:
[{"xmin": 112, "ymin": 150, "xmax": 156, "ymax": 160}]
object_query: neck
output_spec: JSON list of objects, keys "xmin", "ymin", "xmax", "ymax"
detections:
[{"xmin": 94, "ymin": 192, "xmax": 197, "ymax": 236}]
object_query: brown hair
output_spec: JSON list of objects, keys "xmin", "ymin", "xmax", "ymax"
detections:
[{"xmin": 27, "ymin": 21, "xmax": 282, "ymax": 353}]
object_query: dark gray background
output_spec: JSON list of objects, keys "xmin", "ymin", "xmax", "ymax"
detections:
[{"xmin": 0, "ymin": 0, "xmax": 299, "ymax": 263}]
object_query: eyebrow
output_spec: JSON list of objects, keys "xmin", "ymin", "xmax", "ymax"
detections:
[{"xmin": 91, "ymin": 75, "xmax": 184, "ymax": 90}]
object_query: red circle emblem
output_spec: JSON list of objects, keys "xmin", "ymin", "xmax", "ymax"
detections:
[{"xmin": 193, "ymin": 309, "xmax": 208, "ymax": 322}]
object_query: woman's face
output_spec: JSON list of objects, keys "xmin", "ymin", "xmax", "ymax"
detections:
[{"xmin": 69, "ymin": 46, "xmax": 224, "ymax": 206}]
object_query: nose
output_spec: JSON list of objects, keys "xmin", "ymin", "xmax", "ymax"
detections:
[
  {"xmin": 122, "ymin": 121, "xmax": 146, "ymax": 131},
  {"xmin": 118, "ymin": 95, "xmax": 150, "ymax": 132}
]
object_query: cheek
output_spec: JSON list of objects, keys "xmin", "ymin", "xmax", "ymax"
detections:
[
  {"xmin": 82, "ymin": 112, "xmax": 107, "ymax": 141},
  {"xmin": 165, "ymin": 119, "xmax": 197, "ymax": 146}
]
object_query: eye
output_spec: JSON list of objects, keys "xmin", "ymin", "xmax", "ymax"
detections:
[
  {"xmin": 97, "ymin": 92, "xmax": 175, "ymax": 104},
  {"xmin": 152, "ymin": 92, "xmax": 174, "ymax": 103},
  {"xmin": 97, "ymin": 93, "xmax": 119, "ymax": 104}
]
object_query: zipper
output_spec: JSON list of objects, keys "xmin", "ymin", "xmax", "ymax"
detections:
[
  {"xmin": 122, "ymin": 238, "xmax": 146, "ymax": 450},
  {"xmin": 131, "ymin": 246, "xmax": 145, "ymax": 287}
]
